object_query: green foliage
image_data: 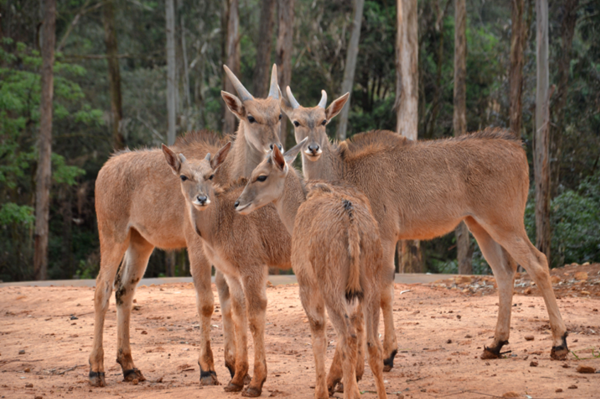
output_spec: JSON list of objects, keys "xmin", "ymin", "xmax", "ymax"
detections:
[{"xmin": 0, "ymin": 203, "xmax": 34, "ymax": 226}]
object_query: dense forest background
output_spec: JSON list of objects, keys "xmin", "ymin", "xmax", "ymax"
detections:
[{"xmin": 1, "ymin": 0, "xmax": 599, "ymax": 282}]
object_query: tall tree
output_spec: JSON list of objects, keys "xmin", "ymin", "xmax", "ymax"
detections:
[
  {"xmin": 276, "ymin": 0, "xmax": 295, "ymax": 147},
  {"xmin": 336, "ymin": 0, "xmax": 365, "ymax": 141},
  {"xmin": 535, "ymin": 0, "xmax": 551, "ymax": 262},
  {"xmin": 223, "ymin": 0, "xmax": 240, "ymax": 135},
  {"xmin": 509, "ymin": 0, "xmax": 526, "ymax": 137},
  {"xmin": 102, "ymin": 0, "xmax": 125, "ymax": 150},
  {"xmin": 453, "ymin": 0, "xmax": 473, "ymax": 274},
  {"xmin": 395, "ymin": 0, "xmax": 421, "ymax": 273},
  {"xmin": 34, "ymin": 0, "xmax": 57, "ymax": 280},
  {"xmin": 165, "ymin": 0, "xmax": 177, "ymax": 276},
  {"xmin": 550, "ymin": 0, "xmax": 579, "ymax": 196},
  {"xmin": 254, "ymin": 0, "xmax": 276, "ymax": 98}
]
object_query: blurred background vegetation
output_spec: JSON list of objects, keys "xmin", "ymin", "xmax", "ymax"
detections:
[{"xmin": 1, "ymin": 0, "xmax": 599, "ymax": 281}]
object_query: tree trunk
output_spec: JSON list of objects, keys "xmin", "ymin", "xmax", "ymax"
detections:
[
  {"xmin": 336, "ymin": 0, "xmax": 364, "ymax": 141},
  {"xmin": 453, "ymin": 0, "xmax": 472, "ymax": 274},
  {"xmin": 34, "ymin": 0, "xmax": 56, "ymax": 281},
  {"xmin": 222, "ymin": 0, "xmax": 240, "ymax": 135},
  {"xmin": 276, "ymin": 0, "xmax": 295, "ymax": 147},
  {"xmin": 509, "ymin": 0, "xmax": 526, "ymax": 137},
  {"xmin": 253, "ymin": 0, "xmax": 276, "ymax": 98},
  {"xmin": 395, "ymin": 0, "xmax": 421, "ymax": 273},
  {"xmin": 550, "ymin": 0, "xmax": 579, "ymax": 196},
  {"xmin": 102, "ymin": 0, "xmax": 125, "ymax": 150},
  {"xmin": 535, "ymin": 0, "xmax": 551, "ymax": 263},
  {"xmin": 166, "ymin": 0, "xmax": 177, "ymax": 145}
]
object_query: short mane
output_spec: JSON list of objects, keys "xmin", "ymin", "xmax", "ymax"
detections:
[{"xmin": 338, "ymin": 130, "xmax": 412, "ymax": 161}]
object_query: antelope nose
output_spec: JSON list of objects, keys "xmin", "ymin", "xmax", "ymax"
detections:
[
  {"xmin": 197, "ymin": 195, "xmax": 207, "ymax": 205},
  {"xmin": 234, "ymin": 201, "xmax": 240, "ymax": 208},
  {"xmin": 308, "ymin": 144, "xmax": 320, "ymax": 155}
]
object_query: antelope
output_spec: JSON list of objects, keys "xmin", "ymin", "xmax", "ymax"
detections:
[
  {"xmin": 235, "ymin": 145, "xmax": 388, "ymax": 399},
  {"xmin": 162, "ymin": 142, "xmax": 293, "ymax": 397},
  {"xmin": 281, "ymin": 87, "xmax": 569, "ymax": 362},
  {"xmin": 89, "ymin": 65, "xmax": 283, "ymax": 388}
]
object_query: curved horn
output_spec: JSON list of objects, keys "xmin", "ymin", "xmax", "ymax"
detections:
[
  {"xmin": 223, "ymin": 65, "xmax": 253, "ymax": 102},
  {"xmin": 317, "ymin": 90, "xmax": 327, "ymax": 108},
  {"xmin": 268, "ymin": 64, "xmax": 279, "ymax": 99},
  {"xmin": 286, "ymin": 86, "xmax": 300, "ymax": 109}
]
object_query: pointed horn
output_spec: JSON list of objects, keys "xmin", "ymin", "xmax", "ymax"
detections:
[
  {"xmin": 286, "ymin": 86, "xmax": 300, "ymax": 109},
  {"xmin": 268, "ymin": 64, "xmax": 279, "ymax": 99},
  {"xmin": 223, "ymin": 65, "xmax": 253, "ymax": 102},
  {"xmin": 318, "ymin": 90, "xmax": 327, "ymax": 108},
  {"xmin": 205, "ymin": 153, "xmax": 211, "ymax": 161}
]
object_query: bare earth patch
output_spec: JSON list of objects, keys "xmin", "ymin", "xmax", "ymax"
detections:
[{"xmin": 1, "ymin": 268, "xmax": 599, "ymax": 398}]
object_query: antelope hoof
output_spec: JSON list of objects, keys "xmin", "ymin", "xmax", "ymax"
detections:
[
  {"xmin": 382, "ymin": 349, "xmax": 398, "ymax": 372},
  {"xmin": 551, "ymin": 334, "xmax": 569, "ymax": 360},
  {"xmin": 89, "ymin": 371, "xmax": 106, "ymax": 387},
  {"xmin": 242, "ymin": 386, "xmax": 262, "ymax": 397},
  {"xmin": 224, "ymin": 381, "xmax": 244, "ymax": 392},
  {"xmin": 123, "ymin": 368, "xmax": 145, "ymax": 382},
  {"xmin": 200, "ymin": 368, "xmax": 220, "ymax": 386},
  {"xmin": 480, "ymin": 340, "xmax": 508, "ymax": 360}
]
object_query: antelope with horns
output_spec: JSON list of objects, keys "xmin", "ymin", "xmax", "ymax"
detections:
[
  {"xmin": 162, "ymin": 142, "xmax": 294, "ymax": 397},
  {"xmin": 281, "ymin": 87, "xmax": 569, "ymax": 362},
  {"xmin": 235, "ymin": 145, "xmax": 388, "ymax": 399},
  {"xmin": 89, "ymin": 65, "xmax": 283, "ymax": 388}
]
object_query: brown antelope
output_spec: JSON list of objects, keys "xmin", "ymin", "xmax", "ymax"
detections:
[
  {"xmin": 162, "ymin": 142, "xmax": 294, "ymax": 397},
  {"xmin": 89, "ymin": 65, "xmax": 283, "ymax": 388},
  {"xmin": 281, "ymin": 87, "xmax": 570, "ymax": 362},
  {"xmin": 235, "ymin": 145, "xmax": 388, "ymax": 399}
]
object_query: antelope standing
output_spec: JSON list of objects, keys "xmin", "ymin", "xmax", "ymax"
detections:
[
  {"xmin": 281, "ymin": 87, "xmax": 569, "ymax": 362},
  {"xmin": 162, "ymin": 141, "xmax": 294, "ymax": 397},
  {"xmin": 235, "ymin": 144, "xmax": 388, "ymax": 399},
  {"xmin": 89, "ymin": 65, "xmax": 283, "ymax": 387}
]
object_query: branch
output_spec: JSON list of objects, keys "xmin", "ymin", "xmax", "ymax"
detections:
[{"xmin": 57, "ymin": 0, "xmax": 106, "ymax": 52}]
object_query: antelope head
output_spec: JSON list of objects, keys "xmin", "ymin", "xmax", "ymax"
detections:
[
  {"xmin": 281, "ymin": 87, "xmax": 349, "ymax": 161},
  {"xmin": 162, "ymin": 142, "xmax": 232, "ymax": 211},
  {"xmin": 221, "ymin": 64, "xmax": 283, "ymax": 153},
  {"xmin": 235, "ymin": 138, "xmax": 307, "ymax": 215}
]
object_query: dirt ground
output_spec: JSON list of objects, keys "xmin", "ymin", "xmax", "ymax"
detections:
[{"xmin": 1, "ymin": 266, "xmax": 599, "ymax": 399}]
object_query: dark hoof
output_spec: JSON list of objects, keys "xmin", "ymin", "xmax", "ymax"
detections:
[
  {"xmin": 242, "ymin": 386, "xmax": 262, "ymax": 397},
  {"xmin": 89, "ymin": 371, "xmax": 106, "ymax": 387},
  {"xmin": 382, "ymin": 349, "xmax": 397, "ymax": 372},
  {"xmin": 123, "ymin": 368, "xmax": 145, "ymax": 382},
  {"xmin": 551, "ymin": 333, "xmax": 569, "ymax": 360},
  {"xmin": 200, "ymin": 368, "xmax": 220, "ymax": 386},
  {"xmin": 224, "ymin": 381, "xmax": 244, "ymax": 392},
  {"xmin": 480, "ymin": 341, "xmax": 508, "ymax": 360}
]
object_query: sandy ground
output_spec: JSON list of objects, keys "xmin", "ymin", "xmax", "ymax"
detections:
[{"xmin": 1, "ymin": 271, "xmax": 599, "ymax": 399}]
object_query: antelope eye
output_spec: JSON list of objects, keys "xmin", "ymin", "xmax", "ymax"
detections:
[
  {"xmin": 256, "ymin": 175, "xmax": 267, "ymax": 182},
  {"xmin": 180, "ymin": 175, "xmax": 188, "ymax": 182},
  {"xmin": 248, "ymin": 115, "xmax": 256, "ymax": 123},
  {"xmin": 293, "ymin": 121, "xmax": 300, "ymax": 127},
  {"xmin": 279, "ymin": 114, "xmax": 282, "ymax": 120},
  {"xmin": 209, "ymin": 174, "xmax": 214, "ymax": 180},
  {"xmin": 321, "ymin": 119, "xmax": 327, "ymax": 126}
]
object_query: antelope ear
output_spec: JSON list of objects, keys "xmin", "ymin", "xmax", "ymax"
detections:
[
  {"xmin": 211, "ymin": 141, "xmax": 232, "ymax": 170},
  {"xmin": 280, "ymin": 96, "xmax": 293, "ymax": 116},
  {"xmin": 271, "ymin": 145, "xmax": 287, "ymax": 173},
  {"xmin": 221, "ymin": 91, "xmax": 246, "ymax": 120},
  {"xmin": 162, "ymin": 144, "xmax": 181, "ymax": 174},
  {"xmin": 325, "ymin": 92, "xmax": 350, "ymax": 121},
  {"xmin": 284, "ymin": 137, "xmax": 308, "ymax": 164}
]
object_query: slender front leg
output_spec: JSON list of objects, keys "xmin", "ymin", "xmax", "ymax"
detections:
[
  {"xmin": 222, "ymin": 276, "xmax": 249, "ymax": 392},
  {"xmin": 215, "ymin": 270, "xmax": 237, "ymax": 377},
  {"xmin": 188, "ymin": 239, "xmax": 219, "ymax": 385},
  {"xmin": 241, "ymin": 268, "xmax": 269, "ymax": 397}
]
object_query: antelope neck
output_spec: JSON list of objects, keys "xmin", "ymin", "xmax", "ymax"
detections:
[{"xmin": 272, "ymin": 170, "xmax": 307, "ymax": 236}]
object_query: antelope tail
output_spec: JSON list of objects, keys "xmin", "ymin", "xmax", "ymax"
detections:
[{"xmin": 343, "ymin": 199, "xmax": 363, "ymax": 302}]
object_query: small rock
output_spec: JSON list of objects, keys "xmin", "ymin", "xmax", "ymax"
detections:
[
  {"xmin": 502, "ymin": 392, "xmax": 520, "ymax": 398},
  {"xmin": 25, "ymin": 383, "xmax": 33, "ymax": 388},
  {"xmin": 141, "ymin": 331, "xmax": 148, "ymax": 335},
  {"xmin": 576, "ymin": 365, "xmax": 596, "ymax": 374},
  {"xmin": 456, "ymin": 315, "xmax": 461, "ymax": 320},
  {"xmin": 562, "ymin": 363, "xmax": 570, "ymax": 368},
  {"xmin": 69, "ymin": 315, "xmax": 78, "ymax": 320},
  {"xmin": 524, "ymin": 335, "xmax": 534, "ymax": 341},
  {"xmin": 574, "ymin": 272, "xmax": 588, "ymax": 281},
  {"xmin": 446, "ymin": 339, "xmax": 452, "ymax": 344},
  {"xmin": 24, "ymin": 368, "xmax": 30, "ymax": 373},
  {"xmin": 457, "ymin": 276, "xmax": 472, "ymax": 284},
  {"xmin": 530, "ymin": 361, "xmax": 538, "ymax": 367},
  {"xmin": 593, "ymin": 309, "xmax": 598, "ymax": 312},
  {"xmin": 18, "ymin": 350, "xmax": 25, "ymax": 355},
  {"xmin": 568, "ymin": 385, "xmax": 578, "ymax": 389},
  {"xmin": 464, "ymin": 334, "xmax": 472, "ymax": 338},
  {"xmin": 555, "ymin": 388, "xmax": 563, "ymax": 393}
]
